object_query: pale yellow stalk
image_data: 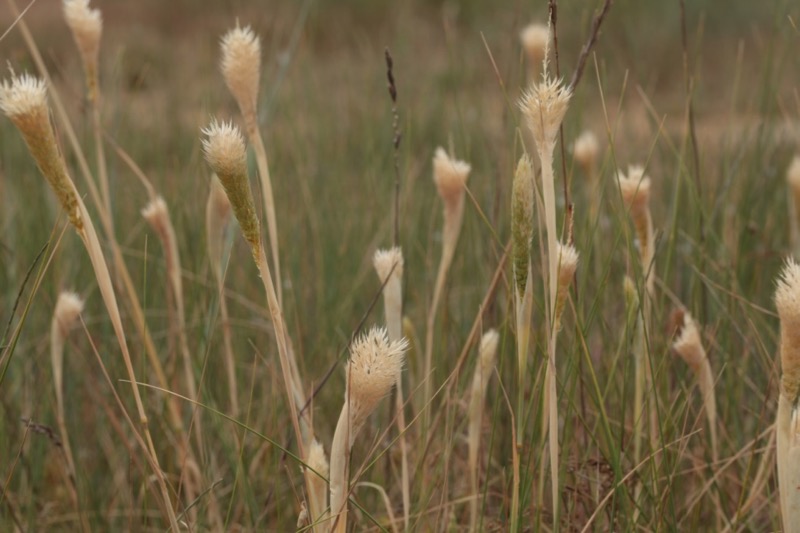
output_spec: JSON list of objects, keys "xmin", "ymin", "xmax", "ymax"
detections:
[
  {"xmin": 774, "ymin": 259, "xmax": 800, "ymax": 531},
  {"xmin": 373, "ymin": 246, "xmax": 410, "ymax": 530},
  {"xmin": 50, "ymin": 292, "xmax": 91, "ymax": 533},
  {"xmin": 467, "ymin": 330, "xmax": 499, "ymax": 533},
  {"xmin": 672, "ymin": 312, "xmax": 718, "ymax": 464},
  {"xmin": 1, "ymin": 74, "xmax": 178, "ymax": 529},
  {"xmin": 519, "ymin": 56, "xmax": 572, "ymax": 526},
  {"xmin": 786, "ymin": 156, "xmax": 800, "ymax": 257},
  {"xmin": 329, "ymin": 327, "xmax": 407, "ymax": 533},
  {"xmin": 423, "ymin": 147, "xmax": 471, "ymax": 430}
]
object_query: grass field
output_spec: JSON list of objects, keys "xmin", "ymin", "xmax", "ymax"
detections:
[{"xmin": 1, "ymin": 0, "xmax": 799, "ymax": 530}]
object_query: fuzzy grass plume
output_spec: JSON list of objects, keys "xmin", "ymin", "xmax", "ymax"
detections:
[
  {"xmin": 775, "ymin": 259, "xmax": 800, "ymax": 530},
  {"xmin": 573, "ymin": 130, "xmax": 601, "ymax": 220},
  {"xmin": 329, "ymin": 327, "xmax": 407, "ymax": 533}
]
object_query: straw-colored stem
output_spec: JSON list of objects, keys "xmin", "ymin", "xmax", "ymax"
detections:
[
  {"xmin": 74, "ymin": 197, "xmax": 179, "ymax": 530},
  {"xmin": 777, "ymin": 393, "xmax": 800, "ymax": 531},
  {"xmin": 246, "ymin": 120, "xmax": 282, "ymax": 309},
  {"xmin": 539, "ymin": 147, "xmax": 560, "ymax": 522},
  {"xmin": 515, "ymin": 274, "xmax": 533, "ymax": 448},
  {"xmin": 697, "ymin": 359, "xmax": 718, "ymax": 464},
  {"xmin": 218, "ymin": 286, "xmax": 239, "ymax": 416},
  {"xmin": 422, "ymin": 222, "xmax": 460, "ymax": 432},
  {"xmin": 251, "ymin": 242, "xmax": 305, "ymax": 459},
  {"xmin": 329, "ymin": 402, "xmax": 352, "ymax": 533}
]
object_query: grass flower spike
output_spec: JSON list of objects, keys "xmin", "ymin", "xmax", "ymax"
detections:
[
  {"xmin": 555, "ymin": 243, "xmax": 579, "ymax": 331},
  {"xmin": 330, "ymin": 327, "xmax": 407, "ymax": 533},
  {"xmin": 201, "ymin": 119, "xmax": 260, "ymax": 248},
  {"xmin": 423, "ymin": 147, "xmax": 471, "ymax": 427},
  {"xmin": 573, "ymin": 130, "xmax": 601, "ymax": 219},
  {"xmin": 512, "ymin": 155, "xmax": 534, "ymax": 296},
  {"xmin": 63, "ymin": 0, "xmax": 102, "ymax": 99},
  {"xmin": 672, "ymin": 312, "xmax": 718, "ymax": 463},
  {"xmin": 304, "ymin": 439, "xmax": 329, "ymax": 532},
  {"xmin": 0, "ymin": 75, "xmax": 81, "ymax": 229},
  {"xmin": 221, "ymin": 25, "xmax": 260, "ymax": 122},
  {"xmin": 520, "ymin": 23, "xmax": 550, "ymax": 81},
  {"xmin": 775, "ymin": 259, "xmax": 800, "ymax": 530}
]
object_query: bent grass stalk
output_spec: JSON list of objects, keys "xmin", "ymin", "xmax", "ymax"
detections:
[{"xmin": 0, "ymin": 74, "xmax": 179, "ymax": 530}]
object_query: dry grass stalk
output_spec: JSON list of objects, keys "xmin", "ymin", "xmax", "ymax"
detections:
[
  {"xmin": 304, "ymin": 439, "xmax": 329, "ymax": 533},
  {"xmin": 775, "ymin": 259, "xmax": 800, "ymax": 530},
  {"xmin": 206, "ymin": 176, "xmax": 239, "ymax": 416},
  {"xmin": 63, "ymin": 0, "xmax": 111, "ymax": 228},
  {"xmin": 202, "ymin": 118, "xmax": 310, "ymax": 456},
  {"xmin": 519, "ymin": 53, "xmax": 572, "ymax": 524},
  {"xmin": 329, "ymin": 327, "xmax": 407, "ymax": 533},
  {"xmin": 786, "ymin": 156, "xmax": 800, "ymax": 256},
  {"xmin": 221, "ymin": 25, "xmax": 283, "ymax": 308},
  {"xmin": 1, "ymin": 73, "xmax": 179, "ymax": 529},
  {"xmin": 467, "ymin": 329, "xmax": 499, "ymax": 533},
  {"xmin": 373, "ymin": 246, "xmax": 410, "ymax": 530},
  {"xmin": 573, "ymin": 131, "xmax": 601, "ymax": 220},
  {"xmin": 423, "ymin": 147, "xmax": 471, "ymax": 430},
  {"xmin": 50, "ymin": 291, "xmax": 91, "ymax": 532},
  {"xmin": 672, "ymin": 312, "xmax": 718, "ymax": 464}
]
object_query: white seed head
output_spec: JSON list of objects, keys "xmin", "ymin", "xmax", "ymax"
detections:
[
  {"xmin": 433, "ymin": 147, "xmax": 470, "ymax": 207},
  {"xmin": 53, "ymin": 291, "xmax": 85, "ymax": 337},
  {"xmin": 617, "ymin": 165, "xmax": 651, "ymax": 213},
  {"xmin": 787, "ymin": 156, "xmax": 800, "ymax": 191},
  {"xmin": 672, "ymin": 313, "xmax": 706, "ymax": 371},
  {"xmin": 776, "ymin": 259, "xmax": 800, "ymax": 402},
  {"xmin": 519, "ymin": 75, "xmax": 572, "ymax": 153},
  {"xmin": 346, "ymin": 326, "xmax": 407, "ymax": 426},
  {"xmin": 221, "ymin": 25, "xmax": 261, "ymax": 117},
  {"xmin": 520, "ymin": 23, "xmax": 550, "ymax": 66},
  {"xmin": 63, "ymin": 0, "xmax": 102, "ymax": 73},
  {"xmin": 573, "ymin": 130, "xmax": 600, "ymax": 170},
  {"xmin": 0, "ymin": 74, "xmax": 48, "ymax": 119},
  {"xmin": 306, "ymin": 439, "xmax": 329, "ymax": 478},
  {"xmin": 557, "ymin": 243, "xmax": 579, "ymax": 286},
  {"xmin": 201, "ymin": 119, "xmax": 247, "ymax": 177},
  {"xmin": 141, "ymin": 196, "xmax": 168, "ymax": 228},
  {"xmin": 373, "ymin": 247, "xmax": 404, "ymax": 284}
]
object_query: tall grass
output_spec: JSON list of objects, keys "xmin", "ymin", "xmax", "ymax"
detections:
[{"xmin": 0, "ymin": 0, "xmax": 797, "ymax": 530}]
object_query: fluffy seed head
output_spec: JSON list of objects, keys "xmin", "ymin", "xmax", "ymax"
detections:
[
  {"xmin": 433, "ymin": 147, "xmax": 470, "ymax": 208},
  {"xmin": 519, "ymin": 75, "xmax": 572, "ymax": 153},
  {"xmin": 307, "ymin": 438, "xmax": 329, "ymax": 478},
  {"xmin": 573, "ymin": 130, "xmax": 600, "ymax": 171},
  {"xmin": 512, "ymin": 155, "xmax": 534, "ymax": 295},
  {"xmin": 140, "ymin": 196, "xmax": 168, "ymax": 229},
  {"xmin": 1, "ymin": 74, "xmax": 82, "ymax": 229},
  {"xmin": 346, "ymin": 327, "xmax": 407, "ymax": 426},
  {"xmin": 373, "ymin": 247, "xmax": 404, "ymax": 283},
  {"xmin": 221, "ymin": 25, "xmax": 261, "ymax": 118},
  {"xmin": 520, "ymin": 23, "xmax": 550, "ymax": 66},
  {"xmin": 63, "ymin": 0, "xmax": 102, "ymax": 94},
  {"xmin": 554, "ymin": 243, "xmax": 579, "ymax": 329},
  {"xmin": 672, "ymin": 313, "xmax": 706, "ymax": 371},
  {"xmin": 53, "ymin": 292, "xmax": 85, "ymax": 337},
  {"xmin": 776, "ymin": 259, "xmax": 800, "ymax": 402},
  {"xmin": 201, "ymin": 119, "xmax": 260, "ymax": 247},
  {"xmin": 617, "ymin": 165, "xmax": 651, "ymax": 214}
]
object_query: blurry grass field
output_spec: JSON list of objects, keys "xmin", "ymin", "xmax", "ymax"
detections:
[{"xmin": 1, "ymin": 0, "xmax": 799, "ymax": 530}]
